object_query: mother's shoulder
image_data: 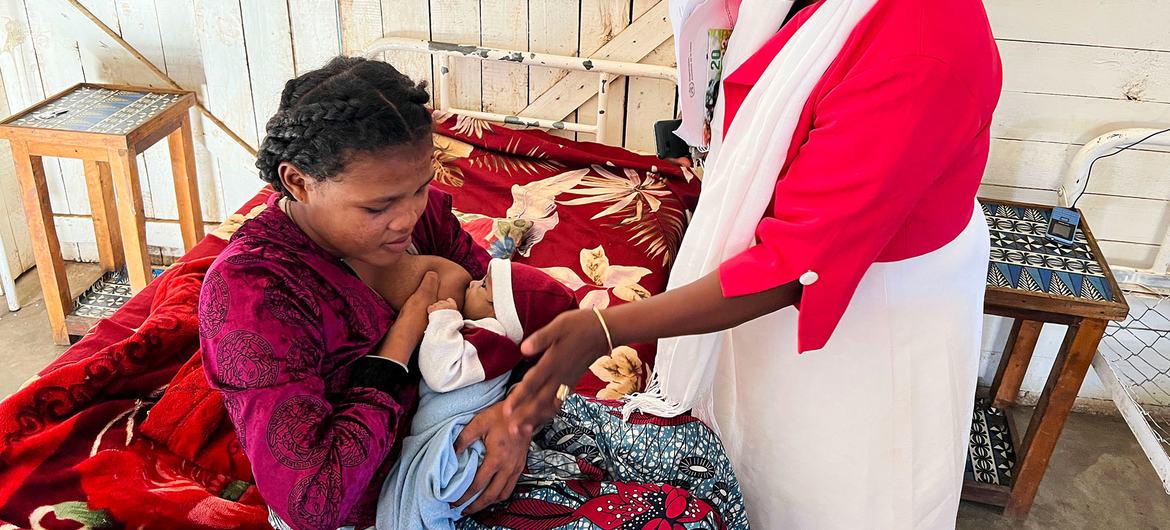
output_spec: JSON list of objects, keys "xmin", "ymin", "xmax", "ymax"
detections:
[{"xmin": 208, "ymin": 239, "xmax": 309, "ymax": 287}]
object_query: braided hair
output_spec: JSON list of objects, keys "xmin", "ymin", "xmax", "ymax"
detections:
[{"xmin": 256, "ymin": 56, "xmax": 432, "ymax": 196}]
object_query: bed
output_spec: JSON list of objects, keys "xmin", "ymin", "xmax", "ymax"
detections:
[{"xmin": 0, "ymin": 40, "xmax": 713, "ymax": 529}]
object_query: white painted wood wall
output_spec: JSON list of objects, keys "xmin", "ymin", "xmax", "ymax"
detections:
[
  {"xmin": 0, "ymin": 0, "xmax": 1167, "ymax": 405},
  {"xmin": 974, "ymin": 0, "xmax": 1170, "ymax": 407},
  {"xmin": 0, "ymin": 0, "xmax": 679, "ymax": 269}
]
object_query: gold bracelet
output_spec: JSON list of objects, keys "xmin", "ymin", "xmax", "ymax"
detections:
[{"xmin": 592, "ymin": 306, "xmax": 614, "ymax": 353}]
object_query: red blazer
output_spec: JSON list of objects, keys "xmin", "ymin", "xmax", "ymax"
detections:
[{"xmin": 716, "ymin": 0, "xmax": 1002, "ymax": 352}]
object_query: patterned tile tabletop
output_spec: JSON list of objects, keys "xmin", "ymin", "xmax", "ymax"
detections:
[
  {"xmin": 71, "ymin": 267, "xmax": 166, "ymax": 320},
  {"xmin": 6, "ymin": 86, "xmax": 183, "ymax": 135},
  {"xmin": 981, "ymin": 201, "xmax": 1115, "ymax": 303}
]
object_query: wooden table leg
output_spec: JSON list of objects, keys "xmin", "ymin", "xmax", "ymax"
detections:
[
  {"xmin": 82, "ymin": 159, "xmax": 124, "ymax": 272},
  {"xmin": 11, "ymin": 142, "xmax": 71, "ymax": 344},
  {"xmin": 991, "ymin": 319, "xmax": 1044, "ymax": 408},
  {"xmin": 1005, "ymin": 318, "xmax": 1107, "ymax": 518},
  {"xmin": 167, "ymin": 115, "xmax": 203, "ymax": 251},
  {"xmin": 108, "ymin": 148, "xmax": 151, "ymax": 292}
]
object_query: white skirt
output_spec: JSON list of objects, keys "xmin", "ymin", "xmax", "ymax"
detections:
[{"xmin": 709, "ymin": 204, "xmax": 989, "ymax": 529}]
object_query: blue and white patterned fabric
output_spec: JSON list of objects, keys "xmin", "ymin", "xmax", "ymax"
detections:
[
  {"xmin": 459, "ymin": 395, "xmax": 749, "ymax": 530},
  {"xmin": 274, "ymin": 393, "xmax": 749, "ymax": 530}
]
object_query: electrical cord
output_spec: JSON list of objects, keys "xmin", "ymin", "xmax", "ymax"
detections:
[{"xmin": 1071, "ymin": 127, "xmax": 1170, "ymax": 209}]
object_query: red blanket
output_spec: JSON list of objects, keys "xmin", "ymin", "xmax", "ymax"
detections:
[
  {"xmin": 428, "ymin": 112, "xmax": 698, "ymax": 397},
  {"xmin": 0, "ymin": 255, "xmax": 268, "ymax": 529},
  {"xmin": 0, "ymin": 116, "xmax": 698, "ymax": 529}
]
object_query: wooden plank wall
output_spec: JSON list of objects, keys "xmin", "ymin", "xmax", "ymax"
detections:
[
  {"xmin": 975, "ymin": 0, "xmax": 1170, "ymax": 406},
  {"xmin": 0, "ymin": 0, "xmax": 677, "ymax": 274},
  {"xmin": 0, "ymin": 0, "xmax": 267, "ymax": 269},
  {"xmin": 982, "ymin": 0, "xmax": 1170, "ymax": 271},
  {"xmin": 0, "ymin": 0, "xmax": 1167, "ymax": 307},
  {"xmin": 0, "ymin": 0, "xmax": 59, "ymax": 283}
]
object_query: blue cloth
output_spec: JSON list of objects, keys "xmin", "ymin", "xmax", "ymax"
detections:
[{"xmin": 376, "ymin": 374, "xmax": 509, "ymax": 530}]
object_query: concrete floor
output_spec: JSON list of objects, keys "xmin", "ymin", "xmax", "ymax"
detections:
[
  {"xmin": 958, "ymin": 409, "xmax": 1170, "ymax": 529},
  {"xmin": 0, "ymin": 263, "xmax": 102, "ymax": 396},
  {"xmin": 1, "ymin": 265, "xmax": 1169, "ymax": 527}
]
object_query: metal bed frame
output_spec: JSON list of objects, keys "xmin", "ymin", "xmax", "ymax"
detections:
[
  {"xmin": 362, "ymin": 37, "xmax": 676, "ymax": 143},
  {"xmin": 1060, "ymin": 128, "xmax": 1170, "ymax": 493}
]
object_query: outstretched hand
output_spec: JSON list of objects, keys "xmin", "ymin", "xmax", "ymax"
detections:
[{"xmin": 503, "ymin": 308, "xmax": 611, "ymax": 434}]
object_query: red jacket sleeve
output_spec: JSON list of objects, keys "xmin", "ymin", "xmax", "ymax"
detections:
[{"xmin": 718, "ymin": 55, "xmax": 985, "ymax": 352}]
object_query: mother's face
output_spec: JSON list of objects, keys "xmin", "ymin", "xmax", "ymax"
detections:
[{"xmin": 279, "ymin": 138, "xmax": 434, "ymax": 268}]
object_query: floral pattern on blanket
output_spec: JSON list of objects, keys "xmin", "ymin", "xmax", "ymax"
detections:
[
  {"xmin": 430, "ymin": 111, "xmax": 699, "ymax": 400},
  {"xmin": 589, "ymin": 347, "xmax": 645, "ymax": 401},
  {"xmin": 430, "ymin": 112, "xmax": 697, "ymax": 400}
]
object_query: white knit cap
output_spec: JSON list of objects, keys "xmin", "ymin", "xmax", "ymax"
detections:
[{"xmin": 489, "ymin": 259, "xmax": 523, "ymax": 343}]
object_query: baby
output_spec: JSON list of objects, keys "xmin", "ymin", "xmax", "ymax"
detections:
[
  {"xmin": 373, "ymin": 257, "xmax": 578, "ymax": 529},
  {"xmin": 360, "ymin": 255, "xmax": 577, "ymax": 390},
  {"xmin": 420, "ymin": 258, "xmax": 578, "ymax": 392}
]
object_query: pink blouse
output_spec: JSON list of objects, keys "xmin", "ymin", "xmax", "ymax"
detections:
[{"xmin": 716, "ymin": 0, "xmax": 1002, "ymax": 352}]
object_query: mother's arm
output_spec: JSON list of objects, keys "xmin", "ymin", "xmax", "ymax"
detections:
[
  {"xmin": 200, "ymin": 262, "xmax": 431, "ymax": 530},
  {"xmin": 452, "ymin": 401, "xmax": 532, "ymax": 513}
]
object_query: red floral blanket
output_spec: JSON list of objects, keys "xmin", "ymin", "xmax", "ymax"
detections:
[{"xmin": 0, "ymin": 115, "xmax": 699, "ymax": 529}]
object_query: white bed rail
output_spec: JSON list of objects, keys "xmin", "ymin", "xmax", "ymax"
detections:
[
  {"xmin": 1060, "ymin": 127, "xmax": 1170, "ymax": 495},
  {"xmin": 363, "ymin": 37, "xmax": 677, "ymax": 141},
  {"xmin": 1058, "ymin": 128, "xmax": 1170, "ymax": 288}
]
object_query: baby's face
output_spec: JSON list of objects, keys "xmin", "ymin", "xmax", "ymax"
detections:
[{"xmin": 463, "ymin": 272, "xmax": 495, "ymax": 320}]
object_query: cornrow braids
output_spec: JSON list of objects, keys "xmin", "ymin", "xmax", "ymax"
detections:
[{"xmin": 256, "ymin": 56, "xmax": 433, "ymax": 195}]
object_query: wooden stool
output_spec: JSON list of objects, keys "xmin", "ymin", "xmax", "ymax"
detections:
[
  {"xmin": 0, "ymin": 83, "xmax": 204, "ymax": 344},
  {"xmin": 963, "ymin": 199, "xmax": 1129, "ymax": 517}
]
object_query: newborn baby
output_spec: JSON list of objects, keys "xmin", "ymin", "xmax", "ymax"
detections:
[
  {"xmin": 373, "ymin": 258, "xmax": 578, "ymax": 530},
  {"xmin": 420, "ymin": 258, "xmax": 578, "ymax": 392}
]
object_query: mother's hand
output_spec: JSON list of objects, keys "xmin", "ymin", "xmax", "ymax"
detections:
[
  {"xmin": 453, "ymin": 402, "xmax": 532, "ymax": 514},
  {"xmin": 374, "ymin": 271, "xmax": 439, "ymax": 365},
  {"xmin": 503, "ymin": 309, "xmax": 611, "ymax": 435}
]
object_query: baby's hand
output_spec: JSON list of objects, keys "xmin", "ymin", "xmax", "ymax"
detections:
[{"xmin": 428, "ymin": 298, "xmax": 458, "ymax": 314}]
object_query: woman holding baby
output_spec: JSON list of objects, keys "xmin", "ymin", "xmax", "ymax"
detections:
[
  {"xmin": 196, "ymin": 57, "xmax": 537, "ymax": 529},
  {"xmin": 197, "ymin": 56, "xmax": 743, "ymax": 530}
]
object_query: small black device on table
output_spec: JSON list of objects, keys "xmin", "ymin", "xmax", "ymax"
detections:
[{"xmin": 1046, "ymin": 207, "xmax": 1081, "ymax": 246}]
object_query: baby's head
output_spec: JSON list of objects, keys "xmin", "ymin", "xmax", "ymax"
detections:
[{"xmin": 464, "ymin": 259, "xmax": 578, "ymax": 343}]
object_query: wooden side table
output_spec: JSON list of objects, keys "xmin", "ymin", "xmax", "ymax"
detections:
[
  {"xmin": 0, "ymin": 83, "xmax": 204, "ymax": 344},
  {"xmin": 963, "ymin": 199, "xmax": 1129, "ymax": 517}
]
